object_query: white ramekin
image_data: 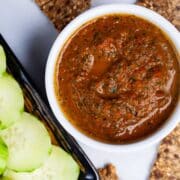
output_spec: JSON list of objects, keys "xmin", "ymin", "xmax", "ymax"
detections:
[{"xmin": 45, "ymin": 4, "xmax": 180, "ymax": 151}]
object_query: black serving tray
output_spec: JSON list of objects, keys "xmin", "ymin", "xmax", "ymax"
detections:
[{"xmin": 0, "ymin": 34, "xmax": 99, "ymax": 180}]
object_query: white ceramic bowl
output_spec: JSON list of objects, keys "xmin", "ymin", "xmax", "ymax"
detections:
[{"xmin": 45, "ymin": 4, "xmax": 180, "ymax": 151}]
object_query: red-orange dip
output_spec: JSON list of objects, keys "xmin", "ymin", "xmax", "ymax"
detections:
[{"xmin": 55, "ymin": 15, "xmax": 179, "ymax": 144}]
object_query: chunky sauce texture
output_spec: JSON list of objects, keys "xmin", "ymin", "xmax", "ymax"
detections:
[{"xmin": 55, "ymin": 15, "xmax": 179, "ymax": 144}]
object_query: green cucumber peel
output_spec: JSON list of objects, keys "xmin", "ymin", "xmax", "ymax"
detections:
[
  {"xmin": 0, "ymin": 137, "xmax": 8, "ymax": 175},
  {"xmin": 0, "ymin": 46, "xmax": 6, "ymax": 77}
]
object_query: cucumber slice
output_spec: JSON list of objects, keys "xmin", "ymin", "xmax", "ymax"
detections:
[
  {"xmin": 0, "ymin": 112, "xmax": 51, "ymax": 172},
  {"xmin": 0, "ymin": 46, "xmax": 6, "ymax": 77},
  {"xmin": 0, "ymin": 74, "xmax": 24, "ymax": 129},
  {"xmin": 3, "ymin": 146, "xmax": 80, "ymax": 180},
  {"xmin": 0, "ymin": 137, "xmax": 8, "ymax": 175}
]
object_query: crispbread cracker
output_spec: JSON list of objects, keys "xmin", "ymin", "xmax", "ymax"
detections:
[
  {"xmin": 98, "ymin": 164, "xmax": 118, "ymax": 180},
  {"xmin": 137, "ymin": 0, "xmax": 180, "ymax": 30},
  {"xmin": 150, "ymin": 123, "xmax": 180, "ymax": 179},
  {"xmin": 35, "ymin": 0, "xmax": 91, "ymax": 31}
]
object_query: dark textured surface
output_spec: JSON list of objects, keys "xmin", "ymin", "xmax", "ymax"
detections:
[
  {"xmin": 137, "ymin": 0, "xmax": 180, "ymax": 30},
  {"xmin": 35, "ymin": 0, "xmax": 91, "ymax": 31},
  {"xmin": 150, "ymin": 124, "xmax": 180, "ymax": 180}
]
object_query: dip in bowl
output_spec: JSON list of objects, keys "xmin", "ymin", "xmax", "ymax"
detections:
[{"xmin": 45, "ymin": 4, "xmax": 180, "ymax": 151}]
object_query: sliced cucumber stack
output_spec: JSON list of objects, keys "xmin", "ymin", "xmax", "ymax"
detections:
[
  {"xmin": 0, "ymin": 137, "xmax": 8, "ymax": 175},
  {"xmin": 0, "ymin": 74, "xmax": 24, "ymax": 129},
  {"xmin": 3, "ymin": 145, "xmax": 80, "ymax": 180},
  {"xmin": 0, "ymin": 46, "xmax": 80, "ymax": 179},
  {"xmin": 0, "ymin": 46, "xmax": 6, "ymax": 77},
  {"xmin": 0, "ymin": 113, "xmax": 51, "ymax": 172}
]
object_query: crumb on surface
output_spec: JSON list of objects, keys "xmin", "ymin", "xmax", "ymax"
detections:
[{"xmin": 98, "ymin": 164, "xmax": 119, "ymax": 180}]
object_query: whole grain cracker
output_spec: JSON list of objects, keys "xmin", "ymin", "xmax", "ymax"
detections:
[
  {"xmin": 150, "ymin": 123, "xmax": 180, "ymax": 180},
  {"xmin": 98, "ymin": 164, "xmax": 119, "ymax": 180},
  {"xmin": 137, "ymin": 0, "xmax": 180, "ymax": 30},
  {"xmin": 35, "ymin": 0, "xmax": 91, "ymax": 31}
]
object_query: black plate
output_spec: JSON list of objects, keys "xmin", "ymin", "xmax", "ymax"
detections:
[{"xmin": 0, "ymin": 34, "xmax": 99, "ymax": 180}]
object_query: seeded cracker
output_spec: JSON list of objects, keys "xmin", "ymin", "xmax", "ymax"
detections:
[
  {"xmin": 150, "ymin": 124, "xmax": 180, "ymax": 180},
  {"xmin": 35, "ymin": 0, "xmax": 91, "ymax": 31},
  {"xmin": 137, "ymin": 0, "xmax": 180, "ymax": 30},
  {"xmin": 98, "ymin": 164, "xmax": 118, "ymax": 180}
]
